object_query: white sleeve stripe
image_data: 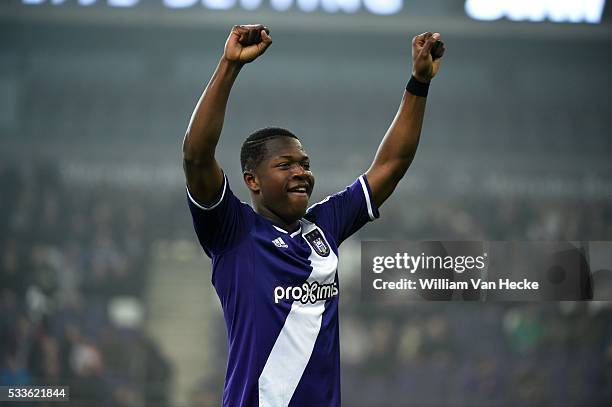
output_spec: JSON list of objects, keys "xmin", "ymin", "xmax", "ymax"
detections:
[
  {"xmin": 186, "ymin": 176, "xmax": 227, "ymax": 211},
  {"xmin": 359, "ymin": 175, "xmax": 376, "ymax": 221},
  {"xmin": 306, "ymin": 195, "xmax": 331, "ymax": 213}
]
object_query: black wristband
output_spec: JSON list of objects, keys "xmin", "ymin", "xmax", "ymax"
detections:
[{"xmin": 406, "ymin": 76, "xmax": 430, "ymax": 97}]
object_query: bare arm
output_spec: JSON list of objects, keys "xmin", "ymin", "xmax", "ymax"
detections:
[
  {"xmin": 183, "ymin": 25, "xmax": 272, "ymax": 205},
  {"xmin": 365, "ymin": 32, "xmax": 445, "ymax": 209}
]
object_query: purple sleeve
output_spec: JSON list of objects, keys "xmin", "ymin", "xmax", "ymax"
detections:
[
  {"xmin": 186, "ymin": 175, "xmax": 254, "ymax": 257},
  {"xmin": 305, "ymin": 174, "xmax": 379, "ymax": 244}
]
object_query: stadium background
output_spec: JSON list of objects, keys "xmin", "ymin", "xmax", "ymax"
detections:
[{"xmin": 1, "ymin": 1, "xmax": 611, "ymax": 405}]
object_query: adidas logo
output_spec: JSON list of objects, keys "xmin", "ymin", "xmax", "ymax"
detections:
[{"xmin": 272, "ymin": 237, "xmax": 288, "ymax": 249}]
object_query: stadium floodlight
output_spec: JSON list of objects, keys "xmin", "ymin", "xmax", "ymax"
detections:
[
  {"xmin": 240, "ymin": 0, "xmax": 263, "ymax": 11},
  {"xmin": 297, "ymin": 0, "xmax": 361, "ymax": 14},
  {"xmin": 109, "ymin": 0, "xmax": 139, "ymax": 6},
  {"xmin": 270, "ymin": 0, "xmax": 293, "ymax": 11},
  {"xmin": 465, "ymin": 0, "xmax": 606, "ymax": 24},
  {"xmin": 23, "ymin": 0, "xmax": 405, "ymax": 15},
  {"xmin": 363, "ymin": 0, "xmax": 401, "ymax": 15},
  {"xmin": 163, "ymin": 0, "xmax": 199, "ymax": 7},
  {"xmin": 203, "ymin": 0, "xmax": 237, "ymax": 10}
]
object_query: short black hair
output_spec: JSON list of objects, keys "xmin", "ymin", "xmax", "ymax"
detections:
[{"xmin": 240, "ymin": 127, "xmax": 299, "ymax": 172}]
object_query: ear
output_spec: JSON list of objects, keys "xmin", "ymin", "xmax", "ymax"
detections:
[{"xmin": 243, "ymin": 170, "xmax": 260, "ymax": 194}]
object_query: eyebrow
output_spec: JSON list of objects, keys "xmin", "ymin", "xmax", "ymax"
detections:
[{"xmin": 277, "ymin": 154, "xmax": 309, "ymax": 161}]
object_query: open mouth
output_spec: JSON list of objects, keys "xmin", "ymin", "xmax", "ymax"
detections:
[{"xmin": 287, "ymin": 185, "xmax": 310, "ymax": 196}]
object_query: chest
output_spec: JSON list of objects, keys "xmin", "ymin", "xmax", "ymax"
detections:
[{"xmin": 251, "ymin": 222, "xmax": 339, "ymax": 287}]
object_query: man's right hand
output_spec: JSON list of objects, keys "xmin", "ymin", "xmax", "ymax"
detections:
[{"xmin": 224, "ymin": 24, "xmax": 272, "ymax": 64}]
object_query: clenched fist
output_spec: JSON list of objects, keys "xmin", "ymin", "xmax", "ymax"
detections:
[
  {"xmin": 412, "ymin": 32, "xmax": 445, "ymax": 83},
  {"xmin": 224, "ymin": 24, "xmax": 273, "ymax": 64}
]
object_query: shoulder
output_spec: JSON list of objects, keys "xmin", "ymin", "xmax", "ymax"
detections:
[{"xmin": 306, "ymin": 174, "xmax": 377, "ymax": 220}]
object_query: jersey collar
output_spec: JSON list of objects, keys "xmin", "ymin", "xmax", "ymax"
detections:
[{"xmin": 272, "ymin": 224, "xmax": 302, "ymax": 238}]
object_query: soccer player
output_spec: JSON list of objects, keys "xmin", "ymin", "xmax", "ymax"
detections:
[{"xmin": 183, "ymin": 24, "xmax": 444, "ymax": 407}]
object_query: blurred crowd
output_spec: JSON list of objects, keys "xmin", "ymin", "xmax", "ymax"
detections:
[
  {"xmin": 191, "ymin": 184, "xmax": 612, "ymax": 405},
  {"xmin": 335, "ymin": 301, "xmax": 612, "ymax": 406},
  {"xmin": 0, "ymin": 161, "xmax": 171, "ymax": 406},
  {"xmin": 367, "ymin": 195, "xmax": 612, "ymax": 241},
  {"xmin": 338, "ymin": 191, "xmax": 612, "ymax": 405},
  {"xmin": 2, "ymin": 159, "xmax": 611, "ymax": 406},
  {"xmin": 343, "ymin": 191, "xmax": 612, "ymax": 405}
]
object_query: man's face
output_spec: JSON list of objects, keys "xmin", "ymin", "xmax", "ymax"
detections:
[{"xmin": 247, "ymin": 137, "xmax": 315, "ymax": 224}]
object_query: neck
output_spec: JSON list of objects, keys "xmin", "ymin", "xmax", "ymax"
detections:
[{"xmin": 253, "ymin": 203, "xmax": 300, "ymax": 232}]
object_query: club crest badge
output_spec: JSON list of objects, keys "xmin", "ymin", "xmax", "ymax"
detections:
[{"xmin": 304, "ymin": 229, "xmax": 330, "ymax": 257}]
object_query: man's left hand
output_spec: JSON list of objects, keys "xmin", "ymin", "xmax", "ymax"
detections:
[{"xmin": 412, "ymin": 32, "xmax": 445, "ymax": 83}]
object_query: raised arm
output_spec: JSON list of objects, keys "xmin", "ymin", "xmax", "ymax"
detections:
[
  {"xmin": 365, "ymin": 32, "xmax": 445, "ymax": 209},
  {"xmin": 182, "ymin": 24, "xmax": 272, "ymax": 205}
]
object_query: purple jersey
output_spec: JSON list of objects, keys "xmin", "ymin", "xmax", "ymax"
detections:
[{"xmin": 187, "ymin": 174, "xmax": 378, "ymax": 407}]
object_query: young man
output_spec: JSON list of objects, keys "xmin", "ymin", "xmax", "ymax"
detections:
[{"xmin": 183, "ymin": 24, "xmax": 444, "ymax": 407}]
